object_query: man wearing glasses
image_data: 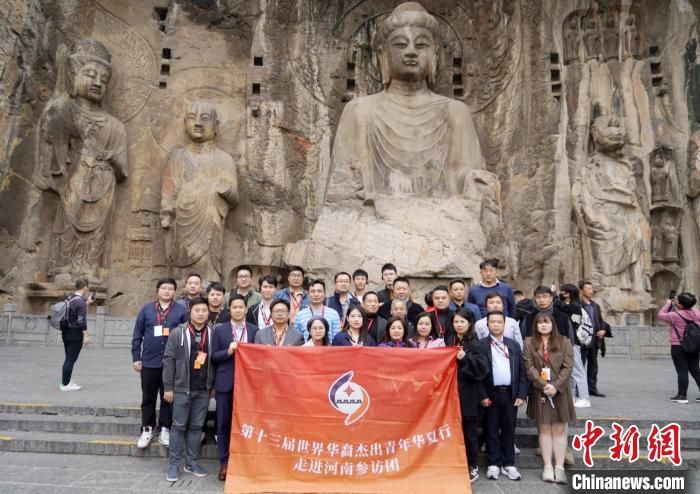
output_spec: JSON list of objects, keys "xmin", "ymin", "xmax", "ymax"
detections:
[
  {"xmin": 225, "ymin": 266, "xmax": 262, "ymax": 308},
  {"xmin": 274, "ymin": 266, "xmax": 309, "ymax": 324}
]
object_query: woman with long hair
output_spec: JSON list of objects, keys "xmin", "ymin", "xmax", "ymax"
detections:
[
  {"xmin": 448, "ymin": 307, "xmax": 488, "ymax": 483},
  {"xmin": 524, "ymin": 312, "xmax": 576, "ymax": 484},
  {"xmin": 331, "ymin": 305, "xmax": 376, "ymax": 346}
]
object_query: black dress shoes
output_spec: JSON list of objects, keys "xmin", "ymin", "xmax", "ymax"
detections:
[{"xmin": 590, "ymin": 390, "xmax": 606, "ymax": 397}]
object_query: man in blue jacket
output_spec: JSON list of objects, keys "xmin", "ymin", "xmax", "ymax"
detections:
[
  {"xmin": 468, "ymin": 258, "xmax": 516, "ymax": 318},
  {"xmin": 131, "ymin": 277, "xmax": 188, "ymax": 449}
]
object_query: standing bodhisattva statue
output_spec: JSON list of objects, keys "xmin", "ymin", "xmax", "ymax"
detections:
[
  {"xmin": 36, "ymin": 40, "xmax": 128, "ymax": 283},
  {"xmin": 160, "ymin": 100, "xmax": 239, "ymax": 283}
]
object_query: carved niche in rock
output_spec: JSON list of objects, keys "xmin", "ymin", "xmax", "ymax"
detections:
[
  {"xmin": 652, "ymin": 213, "xmax": 680, "ymax": 263},
  {"xmin": 650, "ymin": 146, "xmax": 680, "ymax": 206},
  {"xmin": 583, "ymin": 13, "xmax": 602, "ymax": 62},
  {"xmin": 564, "ymin": 17, "xmax": 581, "ymax": 65},
  {"xmin": 622, "ymin": 13, "xmax": 639, "ymax": 60},
  {"xmin": 34, "ymin": 40, "xmax": 128, "ymax": 284},
  {"xmin": 572, "ymin": 108, "xmax": 651, "ymax": 307},
  {"xmin": 285, "ymin": 2, "xmax": 505, "ymax": 279},
  {"xmin": 603, "ymin": 10, "xmax": 620, "ymax": 61},
  {"xmin": 160, "ymin": 100, "xmax": 239, "ymax": 284}
]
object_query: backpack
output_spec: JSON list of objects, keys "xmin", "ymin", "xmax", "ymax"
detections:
[
  {"xmin": 672, "ymin": 315, "xmax": 700, "ymax": 354},
  {"xmin": 49, "ymin": 294, "xmax": 76, "ymax": 331},
  {"xmin": 575, "ymin": 310, "xmax": 594, "ymax": 347}
]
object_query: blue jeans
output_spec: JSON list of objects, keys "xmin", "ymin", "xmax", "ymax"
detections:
[{"xmin": 169, "ymin": 390, "xmax": 209, "ymax": 467}]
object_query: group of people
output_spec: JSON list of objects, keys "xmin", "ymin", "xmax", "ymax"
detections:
[{"xmin": 58, "ymin": 258, "xmax": 643, "ymax": 486}]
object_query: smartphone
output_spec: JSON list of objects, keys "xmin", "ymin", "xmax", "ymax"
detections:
[
  {"xmin": 90, "ymin": 290, "xmax": 97, "ymax": 301},
  {"xmin": 669, "ymin": 290, "xmax": 676, "ymax": 300}
]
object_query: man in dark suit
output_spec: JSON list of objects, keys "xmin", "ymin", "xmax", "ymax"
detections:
[
  {"xmin": 478, "ymin": 311, "xmax": 528, "ymax": 482},
  {"xmin": 210, "ymin": 294, "xmax": 258, "ymax": 481}
]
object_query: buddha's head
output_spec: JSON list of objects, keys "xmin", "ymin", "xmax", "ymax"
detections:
[
  {"xmin": 591, "ymin": 106, "xmax": 626, "ymax": 153},
  {"xmin": 374, "ymin": 2, "xmax": 440, "ymax": 88},
  {"xmin": 68, "ymin": 40, "xmax": 112, "ymax": 104},
  {"xmin": 184, "ymin": 100, "xmax": 219, "ymax": 143}
]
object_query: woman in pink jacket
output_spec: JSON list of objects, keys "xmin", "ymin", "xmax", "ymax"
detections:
[{"xmin": 658, "ymin": 292, "xmax": 700, "ymax": 404}]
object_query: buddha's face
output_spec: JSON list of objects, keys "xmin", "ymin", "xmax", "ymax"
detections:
[
  {"xmin": 592, "ymin": 115, "xmax": 625, "ymax": 153},
  {"xmin": 385, "ymin": 25, "xmax": 435, "ymax": 82},
  {"xmin": 74, "ymin": 62, "xmax": 110, "ymax": 104},
  {"xmin": 185, "ymin": 104, "xmax": 217, "ymax": 143}
]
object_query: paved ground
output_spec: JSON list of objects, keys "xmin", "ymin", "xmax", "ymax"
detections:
[
  {"xmin": 1, "ymin": 346, "xmax": 699, "ymax": 493},
  {"xmin": 2, "ymin": 346, "xmax": 698, "ymax": 420}
]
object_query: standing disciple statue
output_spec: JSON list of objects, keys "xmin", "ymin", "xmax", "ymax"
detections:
[
  {"xmin": 160, "ymin": 100, "xmax": 239, "ymax": 283},
  {"xmin": 36, "ymin": 40, "xmax": 128, "ymax": 283}
]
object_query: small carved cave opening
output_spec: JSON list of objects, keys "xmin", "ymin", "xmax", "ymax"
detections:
[
  {"xmin": 254, "ymin": 56, "xmax": 263, "ymax": 66},
  {"xmin": 550, "ymin": 69, "xmax": 560, "ymax": 82},
  {"xmin": 162, "ymin": 48, "xmax": 171, "ymax": 59},
  {"xmin": 454, "ymin": 87, "xmax": 464, "ymax": 97},
  {"xmin": 154, "ymin": 7, "xmax": 168, "ymax": 32},
  {"xmin": 453, "ymin": 73, "xmax": 463, "ymax": 85},
  {"xmin": 252, "ymin": 83, "xmax": 261, "ymax": 94},
  {"xmin": 160, "ymin": 63, "xmax": 170, "ymax": 76},
  {"xmin": 453, "ymin": 56, "xmax": 462, "ymax": 68},
  {"xmin": 159, "ymin": 81, "xmax": 167, "ymax": 89},
  {"xmin": 649, "ymin": 45, "xmax": 660, "ymax": 57},
  {"xmin": 650, "ymin": 62, "xmax": 661, "ymax": 74},
  {"xmin": 347, "ymin": 62, "xmax": 356, "ymax": 72},
  {"xmin": 550, "ymin": 52, "xmax": 560, "ymax": 64},
  {"xmin": 347, "ymin": 79, "xmax": 356, "ymax": 91}
]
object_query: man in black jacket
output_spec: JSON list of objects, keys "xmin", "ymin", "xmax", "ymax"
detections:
[
  {"xmin": 579, "ymin": 281, "xmax": 612, "ymax": 397},
  {"xmin": 60, "ymin": 277, "xmax": 94, "ymax": 391}
]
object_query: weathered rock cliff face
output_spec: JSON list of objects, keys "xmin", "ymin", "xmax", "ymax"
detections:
[{"xmin": 0, "ymin": 0, "xmax": 698, "ymax": 324}]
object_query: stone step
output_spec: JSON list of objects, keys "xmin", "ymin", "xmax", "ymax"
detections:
[
  {"xmin": 0, "ymin": 412, "xmax": 141, "ymax": 436},
  {"xmin": 0, "ymin": 430, "xmax": 694, "ymax": 471},
  {"xmin": 0, "ymin": 429, "xmax": 218, "ymax": 458},
  {"xmin": 4, "ymin": 402, "xmax": 700, "ymax": 431}
]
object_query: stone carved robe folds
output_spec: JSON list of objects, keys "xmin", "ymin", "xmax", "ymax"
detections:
[
  {"xmin": 39, "ymin": 99, "xmax": 128, "ymax": 277},
  {"xmin": 573, "ymin": 152, "xmax": 650, "ymax": 290},
  {"xmin": 326, "ymin": 92, "xmax": 485, "ymax": 203},
  {"xmin": 160, "ymin": 144, "xmax": 238, "ymax": 281}
]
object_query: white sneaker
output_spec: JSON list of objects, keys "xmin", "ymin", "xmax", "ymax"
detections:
[
  {"xmin": 501, "ymin": 465, "xmax": 521, "ymax": 480},
  {"xmin": 59, "ymin": 382, "xmax": 81, "ymax": 391},
  {"xmin": 574, "ymin": 399, "xmax": 592, "ymax": 408},
  {"xmin": 159, "ymin": 427, "xmax": 170, "ymax": 447},
  {"xmin": 137, "ymin": 426, "xmax": 154, "ymax": 449},
  {"xmin": 486, "ymin": 465, "xmax": 500, "ymax": 480}
]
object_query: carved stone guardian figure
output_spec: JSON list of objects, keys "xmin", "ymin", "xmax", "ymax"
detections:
[
  {"xmin": 603, "ymin": 10, "xmax": 619, "ymax": 61},
  {"xmin": 35, "ymin": 40, "xmax": 128, "ymax": 283},
  {"xmin": 572, "ymin": 108, "xmax": 651, "ymax": 312},
  {"xmin": 623, "ymin": 14, "xmax": 638, "ymax": 59},
  {"xmin": 286, "ymin": 2, "xmax": 505, "ymax": 280},
  {"xmin": 583, "ymin": 15, "xmax": 601, "ymax": 61},
  {"xmin": 160, "ymin": 100, "xmax": 239, "ymax": 283},
  {"xmin": 564, "ymin": 17, "xmax": 581, "ymax": 65}
]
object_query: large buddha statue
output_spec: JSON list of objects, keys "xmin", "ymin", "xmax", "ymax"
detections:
[
  {"xmin": 285, "ymin": 2, "xmax": 504, "ymax": 279},
  {"xmin": 160, "ymin": 100, "xmax": 239, "ymax": 283},
  {"xmin": 35, "ymin": 40, "xmax": 128, "ymax": 284}
]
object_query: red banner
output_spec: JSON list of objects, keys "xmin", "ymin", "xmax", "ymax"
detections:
[{"xmin": 226, "ymin": 345, "xmax": 470, "ymax": 494}]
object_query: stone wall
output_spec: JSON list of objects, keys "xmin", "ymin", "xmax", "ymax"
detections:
[{"xmin": 0, "ymin": 1, "xmax": 699, "ymax": 322}]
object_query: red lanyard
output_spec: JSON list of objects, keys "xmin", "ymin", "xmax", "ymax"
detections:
[
  {"xmin": 491, "ymin": 339, "xmax": 509, "ymax": 360},
  {"xmin": 436, "ymin": 314, "xmax": 446, "ymax": 338},
  {"xmin": 274, "ymin": 327, "xmax": 287, "ymax": 346},
  {"xmin": 155, "ymin": 302, "xmax": 172, "ymax": 325},
  {"xmin": 187, "ymin": 323, "xmax": 208, "ymax": 352},
  {"xmin": 232, "ymin": 322, "xmax": 247, "ymax": 343},
  {"xmin": 290, "ymin": 291, "xmax": 302, "ymax": 310},
  {"xmin": 259, "ymin": 304, "xmax": 271, "ymax": 327},
  {"xmin": 542, "ymin": 342, "xmax": 550, "ymax": 366},
  {"xmin": 367, "ymin": 319, "xmax": 374, "ymax": 332}
]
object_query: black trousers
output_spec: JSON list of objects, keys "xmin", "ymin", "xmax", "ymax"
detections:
[
  {"xmin": 671, "ymin": 345, "xmax": 700, "ymax": 397},
  {"xmin": 484, "ymin": 387, "xmax": 516, "ymax": 467},
  {"xmin": 61, "ymin": 330, "xmax": 83, "ymax": 386},
  {"xmin": 580, "ymin": 343, "xmax": 600, "ymax": 391},
  {"xmin": 141, "ymin": 366, "xmax": 171, "ymax": 430},
  {"xmin": 461, "ymin": 417, "xmax": 479, "ymax": 470}
]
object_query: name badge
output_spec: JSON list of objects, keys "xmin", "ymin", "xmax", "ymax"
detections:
[
  {"xmin": 162, "ymin": 327, "xmax": 170, "ymax": 337},
  {"xmin": 194, "ymin": 352, "xmax": 206, "ymax": 369},
  {"xmin": 540, "ymin": 367, "xmax": 551, "ymax": 381},
  {"xmin": 154, "ymin": 325, "xmax": 163, "ymax": 337}
]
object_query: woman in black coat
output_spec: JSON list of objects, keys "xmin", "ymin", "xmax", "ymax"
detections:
[{"xmin": 446, "ymin": 307, "xmax": 489, "ymax": 483}]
